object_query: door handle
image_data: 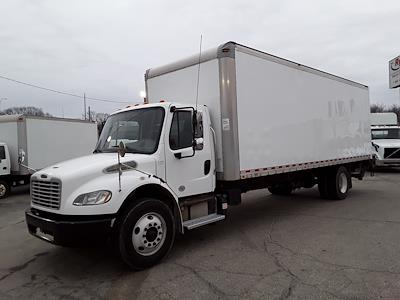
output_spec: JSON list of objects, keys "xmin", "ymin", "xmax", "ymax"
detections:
[{"xmin": 204, "ymin": 160, "xmax": 211, "ymax": 175}]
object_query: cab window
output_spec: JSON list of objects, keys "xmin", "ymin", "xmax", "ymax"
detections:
[
  {"xmin": 169, "ymin": 111, "xmax": 193, "ymax": 150},
  {"xmin": 0, "ymin": 146, "xmax": 5, "ymax": 160}
]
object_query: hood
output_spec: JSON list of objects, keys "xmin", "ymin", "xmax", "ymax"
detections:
[
  {"xmin": 372, "ymin": 139, "xmax": 400, "ymax": 148},
  {"xmin": 34, "ymin": 153, "xmax": 157, "ymax": 181}
]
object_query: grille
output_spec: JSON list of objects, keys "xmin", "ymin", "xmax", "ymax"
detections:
[
  {"xmin": 384, "ymin": 148, "xmax": 400, "ymax": 159},
  {"xmin": 31, "ymin": 180, "xmax": 61, "ymax": 209}
]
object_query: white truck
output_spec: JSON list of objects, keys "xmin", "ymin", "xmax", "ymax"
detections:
[
  {"xmin": 26, "ymin": 42, "xmax": 371, "ymax": 270},
  {"xmin": 371, "ymin": 112, "xmax": 400, "ymax": 167},
  {"xmin": 0, "ymin": 114, "xmax": 98, "ymax": 198}
]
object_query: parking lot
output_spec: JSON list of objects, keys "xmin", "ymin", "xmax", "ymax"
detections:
[{"xmin": 1, "ymin": 170, "xmax": 400, "ymax": 299}]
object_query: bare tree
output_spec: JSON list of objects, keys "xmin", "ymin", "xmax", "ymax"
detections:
[
  {"xmin": 387, "ymin": 104, "xmax": 400, "ymax": 122},
  {"xmin": 0, "ymin": 106, "xmax": 52, "ymax": 117},
  {"xmin": 370, "ymin": 103, "xmax": 385, "ymax": 113}
]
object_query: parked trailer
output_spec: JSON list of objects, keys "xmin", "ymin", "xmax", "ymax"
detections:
[
  {"xmin": 0, "ymin": 114, "xmax": 98, "ymax": 198},
  {"xmin": 26, "ymin": 42, "xmax": 371, "ymax": 269}
]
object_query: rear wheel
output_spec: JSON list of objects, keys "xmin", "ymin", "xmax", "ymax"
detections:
[
  {"xmin": 268, "ymin": 183, "xmax": 292, "ymax": 196},
  {"xmin": 0, "ymin": 180, "xmax": 10, "ymax": 199},
  {"xmin": 117, "ymin": 198, "xmax": 175, "ymax": 270},
  {"xmin": 326, "ymin": 166, "xmax": 351, "ymax": 200}
]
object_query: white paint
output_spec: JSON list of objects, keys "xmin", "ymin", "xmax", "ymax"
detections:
[
  {"xmin": 370, "ymin": 112, "xmax": 398, "ymax": 125},
  {"xmin": 235, "ymin": 50, "xmax": 371, "ymax": 171},
  {"xmin": 163, "ymin": 105, "xmax": 215, "ymax": 197},
  {"xmin": 31, "ymin": 152, "xmax": 160, "ymax": 214},
  {"xmin": 25, "ymin": 118, "xmax": 98, "ymax": 170},
  {"xmin": 0, "ymin": 143, "xmax": 11, "ymax": 176},
  {"xmin": 0, "ymin": 122, "xmax": 18, "ymax": 172}
]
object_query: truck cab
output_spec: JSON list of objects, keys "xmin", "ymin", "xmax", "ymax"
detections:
[
  {"xmin": 371, "ymin": 125, "xmax": 400, "ymax": 167},
  {"xmin": 26, "ymin": 102, "xmax": 223, "ymax": 269},
  {"xmin": 370, "ymin": 113, "xmax": 400, "ymax": 167}
]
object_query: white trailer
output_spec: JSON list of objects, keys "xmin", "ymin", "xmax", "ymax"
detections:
[
  {"xmin": 26, "ymin": 42, "xmax": 372, "ymax": 269},
  {"xmin": 0, "ymin": 114, "xmax": 98, "ymax": 198},
  {"xmin": 370, "ymin": 112, "xmax": 400, "ymax": 166}
]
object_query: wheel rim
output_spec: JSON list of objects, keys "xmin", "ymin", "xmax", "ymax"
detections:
[
  {"xmin": 338, "ymin": 172, "xmax": 348, "ymax": 194},
  {"xmin": 132, "ymin": 212, "xmax": 167, "ymax": 256},
  {"xmin": 0, "ymin": 184, "xmax": 6, "ymax": 197}
]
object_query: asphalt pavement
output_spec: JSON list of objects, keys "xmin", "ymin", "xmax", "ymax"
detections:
[{"xmin": 1, "ymin": 169, "xmax": 400, "ymax": 299}]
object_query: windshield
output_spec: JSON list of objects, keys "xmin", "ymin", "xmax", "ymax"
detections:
[
  {"xmin": 371, "ymin": 128, "xmax": 400, "ymax": 140},
  {"xmin": 96, "ymin": 107, "xmax": 165, "ymax": 154}
]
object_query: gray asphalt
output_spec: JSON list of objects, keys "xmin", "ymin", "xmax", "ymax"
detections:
[{"xmin": 1, "ymin": 170, "xmax": 400, "ymax": 299}]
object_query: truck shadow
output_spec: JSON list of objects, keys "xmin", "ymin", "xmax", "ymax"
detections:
[
  {"xmin": 172, "ymin": 187, "xmax": 355, "ymax": 254},
  {"xmin": 373, "ymin": 167, "xmax": 400, "ymax": 174},
  {"xmin": 44, "ymin": 186, "xmax": 367, "ymax": 273},
  {"xmin": 10, "ymin": 185, "xmax": 30, "ymax": 196}
]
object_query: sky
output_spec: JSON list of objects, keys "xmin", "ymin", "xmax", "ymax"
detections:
[{"xmin": 0, "ymin": 0, "xmax": 399, "ymax": 118}]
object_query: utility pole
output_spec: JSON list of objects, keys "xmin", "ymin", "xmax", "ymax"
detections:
[
  {"xmin": 88, "ymin": 106, "xmax": 91, "ymax": 122},
  {"xmin": 83, "ymin": 93, "xmax": 87, "ymax": 120}
]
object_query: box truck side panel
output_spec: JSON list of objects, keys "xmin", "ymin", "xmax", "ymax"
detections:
[
  {"xmin": 146, "ymin": 59, "xmax": 224, "ymax": 172},
  {"xmin": 0, "ymin": 122, "xmax": 19, "ymax": 172},
  {"xmin": 26, "ymin": 119, "xmax": 97, "ymax": 170},
  {"xmin": 234, "ymin": 49, "xmax": 371, "ymax": 172}
]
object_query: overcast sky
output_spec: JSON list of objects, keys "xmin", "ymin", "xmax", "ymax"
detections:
[{"xmin": 0, "ymin": 0, "xmax": 399, "ymax": 118}]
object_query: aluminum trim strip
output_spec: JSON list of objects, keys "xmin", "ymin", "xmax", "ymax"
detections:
[{"xmin": 239, "ymin": 155, "xmax": 371, "ymax": 179}]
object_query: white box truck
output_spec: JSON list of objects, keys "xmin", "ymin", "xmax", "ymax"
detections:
[
  {"xmin": 0, "ymin": 114, "xmax": 98, "ymax": 198},
  {"xmin": 371, "ymin": 112, "xmax": 400, "ymax": 166},
  {"xmin": 26, "ymin": 42, "xmax": 371, "ymax": 269}
]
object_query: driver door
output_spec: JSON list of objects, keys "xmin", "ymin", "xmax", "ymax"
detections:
[{"xmin": 164, "ymin": 106, "xmax": 214, "ymax": 198}]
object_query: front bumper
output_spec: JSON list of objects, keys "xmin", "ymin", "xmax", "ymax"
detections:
[
  {"xmin": 26, "ymin": 208, "xmax": 115, "ymax": 246},
  {"xmin": 375, "ymin": 158, "xmax": 400, "ymax": 167}
]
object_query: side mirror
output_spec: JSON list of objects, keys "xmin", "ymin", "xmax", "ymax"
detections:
[
  {"xmin": 194, "ymin": 138, "xmax": 204, "ymax": 150},
  {"xmin": 118, "ymin": 141, "xmax": 126, "ymax": 157}
]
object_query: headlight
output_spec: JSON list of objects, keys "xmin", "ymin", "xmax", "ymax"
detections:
[{"xmin": 73, "ymin": 190, "xmax": 112, "ymax": 206}]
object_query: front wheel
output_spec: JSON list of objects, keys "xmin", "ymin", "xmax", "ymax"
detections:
[
  {"xmin": 0, "ymin": 180, "xmax": 10, "ymax": 199},
  {"xmin": 117, "ymin": 198, "xmax": 176, "ymax": 270}
]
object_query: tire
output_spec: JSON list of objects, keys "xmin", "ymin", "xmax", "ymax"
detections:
[
  {"xmin": 117, "ymin": 198, "xmax": 175, "ymax": 270},
  {"xmin": 0, "ymin": 180, "xmax": 10, "ymax": 199},
  {"xmin": 268, "ymin": 183, "xmax": 292, "ymax": 196},
  {"xmin": 326, "ymin": 166, "xmax": 351, "ymax": 200}
]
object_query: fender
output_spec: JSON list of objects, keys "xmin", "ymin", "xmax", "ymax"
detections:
[{"xmin": 117, "ymin": 177, "xmax": 184, "ymax": 233}]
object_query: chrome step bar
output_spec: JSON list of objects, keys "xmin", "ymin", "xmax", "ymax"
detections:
[{"xmin": 183, "ymin": 213, "xmax": 225, "ymax": 230}]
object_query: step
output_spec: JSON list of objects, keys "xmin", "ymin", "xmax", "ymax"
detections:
[{"xmin": 183, "ymin": 213, "xmax": 225, "ymax": 230}]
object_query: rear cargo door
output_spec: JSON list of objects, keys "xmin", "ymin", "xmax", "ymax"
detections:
[{"xmin": 164, "ymin": 107, "xmax": 214, "ymax": 197}]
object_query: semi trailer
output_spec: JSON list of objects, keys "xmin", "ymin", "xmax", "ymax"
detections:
[
  {"xmin": 0, "ymin": 114, "xmax": 98, "ymax": 198},
  {"xmin": 26, "ymin": 42, "xmax": 372, "ymax": 269}
]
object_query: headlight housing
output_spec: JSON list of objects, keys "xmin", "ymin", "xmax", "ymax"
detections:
[{"xmin": 73, "ymin": 190, "xmax": 112, "ymax": 206}]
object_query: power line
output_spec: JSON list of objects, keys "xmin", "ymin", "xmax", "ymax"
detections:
[{"xmin": 0, "ymin": 74, "xmax": 132, "ymax": 104}]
